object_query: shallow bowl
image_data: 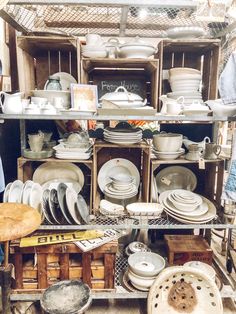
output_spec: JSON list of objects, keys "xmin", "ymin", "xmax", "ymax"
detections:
[{"xmin": 128, "ymin": 252, "xmax": 165, "ymax": 277}]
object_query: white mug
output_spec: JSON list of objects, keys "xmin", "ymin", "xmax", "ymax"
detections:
[{"xmin": 53, "ymin": 97, "xmax": 64, "ymax": 109}]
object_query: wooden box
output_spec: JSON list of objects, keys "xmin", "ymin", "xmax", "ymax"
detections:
[
  {"xmin": 156, "ymin": 39, "xmax": 221, "ymax": 110},
  {"xmin": 165, "ymin": 235, "xmax": 213, "ymax": 265},
  {"xmin": 16, "ymin": 36, "xmax": 80, "ymax": 95},
  {"xmin": 150, "ymin": 158, "xmax": 224, "ymax": 205},
  {"xmin": 92, "ymin": 140, "xmax": 151, "ymax": 211},
  {"xmin": 80, "ymin": 58, "xmax": 159, "ymax": 109},
  {"xmin": 10, "ymin": 240, "xmax": 118, "ymax": 292},
  {"xmin": 17, "ymin": 157, "xmax": 93, "ymax": 211}
]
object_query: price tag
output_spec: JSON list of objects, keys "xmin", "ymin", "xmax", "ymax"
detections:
[
  {"xmin": 199, "ymin": 157, "xmax": 205, "ymax": 169},
  {"xmin": 161, "ymin": 177, "xmax": 171, "ymax": 186}
]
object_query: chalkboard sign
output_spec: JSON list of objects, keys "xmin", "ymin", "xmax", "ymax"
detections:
[{"xmin": 92, "ymin": 72, "xmax": 147, "ymax": 100}]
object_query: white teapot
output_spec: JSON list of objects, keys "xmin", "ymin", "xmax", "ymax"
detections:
[
  {"xmin": 0, "ymin": 92, "xmax": 23, "ymax": 114},
  {"xmin": 159, "ymin": 95, "xmax": 184, "ymax": 115}
]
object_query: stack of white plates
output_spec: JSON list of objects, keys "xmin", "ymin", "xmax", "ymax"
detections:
[
  {"xmin": 103, "ymin": 127, "xmax": 142, "ymax": 145},
  {"xmin": 104, "ymin": 174, "xmax": 138, "ymax": 200},
  {"xmin": 42, "ymin": 183, "xmax": 90, "ymax": 225},
  {"xmin": 3, "ymin": 179, "xmax": 43, "ymax": 214},
  {"xmin": 159, "ymin": 189, "xmax": 217, "ymax": 224},
  {"xmin": 168, "ymin": 67, "xmax": 203, "ymax": 103},
  {"xmin": 53, "ymin": 143, "xmax": 92, "ymax": 160},
  {"xmin": 152, "ymin": 147, "xmax": 185, "ymax": 160}
]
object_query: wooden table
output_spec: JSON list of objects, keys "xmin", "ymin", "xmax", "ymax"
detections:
[{"xmin": 0, "ymin": 203, "xmax": 41, "ymax": 313}]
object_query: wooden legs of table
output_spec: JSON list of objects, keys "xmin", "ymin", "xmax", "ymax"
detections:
[
  {"xmin": 4, "ymin": 241, "xmax": 9, "ymax": 268},
  {"xmin": 0, "ymin": 264, "xmax": 12, "ymax": 314}
]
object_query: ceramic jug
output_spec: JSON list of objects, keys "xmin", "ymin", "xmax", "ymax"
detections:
[
  {"xmin": 204, "ymin": 143, "xmax": 221, "ymax": 160},
  {"xmin": 0, "ymin": 92, "xmax": 23, "ymax": 114},
  {"xmin": 159, "ymin": 95, "xmax": 184, "ymax": 115}
]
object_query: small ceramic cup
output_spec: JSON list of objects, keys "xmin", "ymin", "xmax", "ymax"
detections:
[{"xmin": 204, "ymin": 143, "xmax": 221, "ymax": 160}]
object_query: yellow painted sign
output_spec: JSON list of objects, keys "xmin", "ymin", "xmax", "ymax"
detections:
[{"xmin": 20, "ymin": 230, "xmax": 104, "ymax": 247}]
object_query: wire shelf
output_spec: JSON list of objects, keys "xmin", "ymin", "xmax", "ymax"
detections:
[{"xmin": 1, "ymin": 2, "xmax": 232, "ymax": 38}]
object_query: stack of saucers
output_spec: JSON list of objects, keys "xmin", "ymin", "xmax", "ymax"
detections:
[
  {"xmin": 126, "ymin": 252, "xmax": 165, "ymax": 291},
  {"xmin": 159, "ymin": 189, "xmax": 217, "ymax": 224},
  {"xmin": 103, "ymin": 127, "xmax": 142, "ymax": 145},
  {"xmin": 104, "ymin": 174, "xmax": 138, "ymax": 200}
]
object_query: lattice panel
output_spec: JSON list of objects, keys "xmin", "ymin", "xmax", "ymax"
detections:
[{"xmin": 1, "ymin": 3, "xmax": 232, "ymax": 38}]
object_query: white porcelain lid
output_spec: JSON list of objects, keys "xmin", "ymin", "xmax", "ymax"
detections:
[
  {"xmin": 120, "ymin": 36, "xmax": 155, "ymax": 49},
  {"xmin": 100, "ymin": 86, "xmax": 143, "ymax": 102}
]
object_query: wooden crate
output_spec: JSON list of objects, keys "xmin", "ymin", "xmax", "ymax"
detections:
[
  {"xmin": 16, "ymin": 36, "xmax": 80, "ymax": 96},
  {"xmin": 80, "ymin": 58, "xmax": 159, "ymax": 109},
  {"xmin": 156, "ymin": 39, "xmax": 221, "ymax": 110},
  {"xmin": 92, "ymin": 140, "xmax": 151, "ymax": 211},
  {"xmin": 10, "ymin": 240, "xmax": 118, "ymax": 292},
  {"xmin": 150, "ymin": 158, "xmax": 225, "ymax": 206},
  {"xmin": 17, "ymin": 157, "xmax": 93, "ymax": 211},
  {"xmin": 165, "ymin": 235, "xmax": 213, "ymax": 265}
]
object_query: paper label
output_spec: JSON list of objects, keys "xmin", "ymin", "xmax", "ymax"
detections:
[
  {"xmin": 199, "ymin": 157, "xmax": 205, "ymax": 169},
  {"xmin": 161, "ymin": 177, "xmax": 171, "ymax": 186}
]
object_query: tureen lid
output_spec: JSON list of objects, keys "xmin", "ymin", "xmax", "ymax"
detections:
[
  {"xmin": 120, "ymin": 36, "xmax": 155, "ymax": 49},
  {"xmin": 100, "ymin": 86, "xmax": 143, "ymax": 102}
]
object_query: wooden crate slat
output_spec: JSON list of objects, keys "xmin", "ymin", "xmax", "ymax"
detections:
[{"xmin": 37, "ymin": 254, "xmax": 47, "ymax": 289}]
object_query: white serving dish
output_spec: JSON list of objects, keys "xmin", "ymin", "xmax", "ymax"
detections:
[
  {"xmin": 206, "ymin": 99, "xmax": 236, "ymax": 117},
  {"xmin": 166, "ymin": 26, "xmax": 206, "ymax": 39},
  {"xmin": 183, "ymin": 136, "xmax": 210, "ymax": 150},
  {"xmin": 126, "ymin": 202, "xmax": 163, "ymax": 216},
  {"xmin": 128, "ymin": 252, "xmax": 165, "ymax": 277},
  {"xmin": 32, "ymin": 90, "xmax": 70, "ymax": 109},
  {"xmin": 118, "ymin": 36, "xmax": 156, "ymax": 58},
  {"xmin": 153, "ymin": 133, "xmax": 183, "ymax": 152},
  {"xmin": 82, "ymin": 50, "xmax": 107, "ymax": 58}
]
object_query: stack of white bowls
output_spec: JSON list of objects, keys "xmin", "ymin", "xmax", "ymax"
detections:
[
  {"xmin": 168, "ymin": 67, "xmax": 204, "ymax": 105},
  {"xmin": 104, "ymin": 173, "xmax": 138, "ymax": 200},
  {"xmin": 82, "ymin": 34, "xmax": 107, "ymax": 58},
  {"xmin": 152, "ymin": 133, "xmax": 184, "ymax": 160},
  {"xmin": 127, "ymin": 252, "xmax": 165, "ymax": 291}
]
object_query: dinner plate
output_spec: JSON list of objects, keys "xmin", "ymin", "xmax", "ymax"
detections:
[
  {"xmin": 8, "ymin": 180, "xmax": 24, "ymax": 203},
  {"xmin": 104, "ymin": 189, "xmax": 138, "ymax": 199},
  {"xmin": 76, "ymin": 194, "xmax": 90, "ymax": 224},
  {"xmin": 66, "ymin": 187, "xmax": 82, "ymax": 224},
  {"xmin": 57, "ymin": 183, "xmax": 73, "ymax": 224},
  {"xmin": 164, "ymin": 207, "xmax": 216, "ymax": 224},
  {"xmin": 42, "ymin": 189, "xmax": 54, "ymax": 224},
  {"xmin": 104, "ymin": 139, "xmax": 142, "ymax": 145},
  {"xmin": 166, "ymin": 26, "xmax": 206, "ymax": 39},
  {"xmin": 48, "ymin": 189, "xmax": 61, "ymax": 224},
  {"xmin": 3, "ymin": 182, "xmax": 12, "ymax": 202},
  {"xmin": 22, "ymin": 181, "xmax": 34, "ymax": 204},
  {"xmin": 33, "ymin": 162, "xmax": 84, "ymax": 191},
  {"xmin": 155, "ymin": 166, "xmax": 197, "ymax": 193},
  {"xmin": 29, "ymin": 183, "xmax": 43, "ymax": 214},
  {"xmin": 44, "ymin": 72, "xmax": 77, "ymax": 91},
  {"xmin": 42, "ymin": 179, "xmax": 82, "ymax": 195},
  {"xmin": 105, "ymin": 127, "xmax": 142, "ymax": 134},
  {"xmin": 98, "ymin": 158, "xmax": 140, "ymax": 192}
]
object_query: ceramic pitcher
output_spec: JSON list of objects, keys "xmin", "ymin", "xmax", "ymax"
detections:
[
  {"xmin": 185, "ymin": 144, "xmax": 203, "ymax": 161},
  {"xmin": 204, "ymin": 143, "xmax": 221, "ymax": 160},
  {"xmin": 0, "ymin": 92, "xmax": 23, "ymax": 114},
  {"xmin": 159, "ymin": 95, "xmax": 184, "ymax": 115}
]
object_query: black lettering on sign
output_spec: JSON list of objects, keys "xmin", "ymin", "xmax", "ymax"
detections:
[{"xmin": 38, "ymin": 237, "xmax": 47, "ymax": 243}]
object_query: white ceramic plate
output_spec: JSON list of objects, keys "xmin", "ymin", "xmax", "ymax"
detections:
[
  {"xmin": 29, "ymin": 182, "xmax": 43, "ymax": 214},
  {"xmin": 66, "ymin": 187, "xmax": 81, "ymax": 224},
  {"xmin": 98, "ymin": 158, "xmax": 140, "ymax": 192},
  {"xmin": 8, "ymin": 180, "xmax": 24, "ymax": 203},
  {"xmin": 3, "ymin": 182, "xmax": 12, "ymax": 202},
  {"xmin": 155, "ymin": 166, "xmax": 197, "ymax": 193},
  {"xmin": 22, "ymin": 181, "xmax": 34, "ymax": 205},
  {"xmin": 44, "ymin": 72, "xmax": 77, "ymax": 91},
  {"xmin": 48, "ymin": 188, "xmax": 61, "ymax": 224},
  {"xmin": 57, "ymin": 183, "xmax": 73, "ymax": 224},
  {"xmin": 126, "ymin": 202, "xmax": 163, "ymax": 216},
  {"xmin": 42, "ymin": 189, "xmax": 54, "ymax": 224},
  {"xmin": 33, "ymin": 162, "xmax": 84, "ymax": 191},
  {"xmin": 77, "ymin": 194, "xmax": 90, "ymax": 224},
  {"xmin": 166, "ymin": 26, "xmax": 206, "ymax": 39}
]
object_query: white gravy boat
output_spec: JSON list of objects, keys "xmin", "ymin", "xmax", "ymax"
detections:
[{"xmin": 0, "ymin": 92, "xmax": 23, "ymax": 114}]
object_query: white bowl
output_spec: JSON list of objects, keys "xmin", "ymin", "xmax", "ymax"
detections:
[
  {"xmin": 152, "ymin": 148, "xmax": 185, "ymax": 160},
  {"xmin": 169, "ymin": 67, "xmax": 201, "ymax": 75},
  {"xmin": 119, "ymin": 45, "xmax": 156, "ymax": 59},
  {"xmin": 153, "ymin": 133, "xmax": 183, "ymax": 152},
  {"xmin": 82, "ymin": 50, "xmax": 107, "ymax": 58},
  {"xmin": 127, "ymin": 268, "xmax": 156, "ymax": 289},
  {"xmin": 128, "ymin": 252, "xmax": 165, "ymax": 277}
]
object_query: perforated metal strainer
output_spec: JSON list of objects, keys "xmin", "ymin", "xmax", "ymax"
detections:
[{"xmin": 148, "ymin": 266, "xmax": 223, "ymax": 314}]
